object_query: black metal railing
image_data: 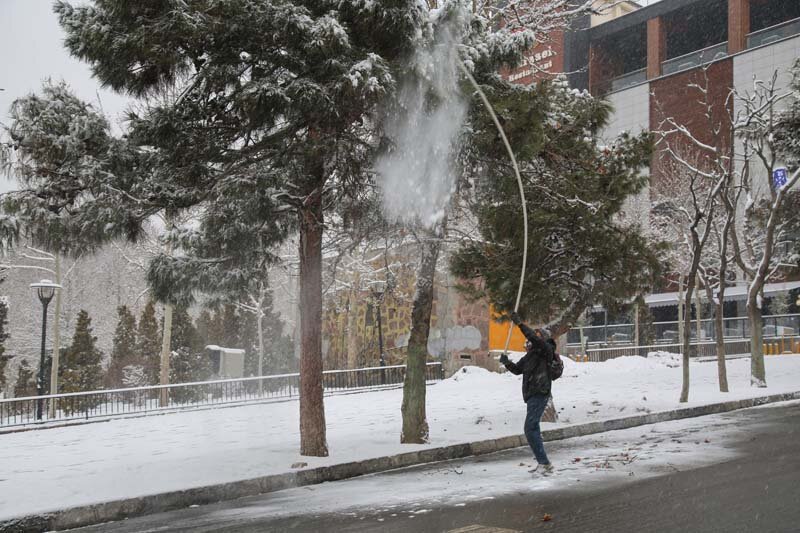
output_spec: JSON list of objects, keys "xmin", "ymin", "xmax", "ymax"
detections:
[{"xmin": 0, "ymin": 362, "xmax": 445, "ymax": 429}]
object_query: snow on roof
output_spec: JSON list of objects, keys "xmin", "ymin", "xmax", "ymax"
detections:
[
  {"xmin": 205, "ymin": 345, "xmax": 246, "ymax": 354},
  {"xmin": 644, "ymin": 281, "xmax": 800, "ymax": 308}
]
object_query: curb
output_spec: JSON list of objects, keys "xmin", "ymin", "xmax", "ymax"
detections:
[{"xmin": 3, "ymin": 390, "xmax": 800, "ymax": 532}]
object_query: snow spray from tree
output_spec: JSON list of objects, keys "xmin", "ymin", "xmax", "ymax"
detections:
[
  {"xmin": 379, "ymin": 5, "xmax": 528, "ymax": 353},
  {"xmin": 376, "ymin": 12, "xmax": 468, "ymax": 228}
]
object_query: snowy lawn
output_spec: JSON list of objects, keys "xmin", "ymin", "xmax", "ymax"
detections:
[{"xmin": 1, "ymin": 354, "xmax": 799, "ymax": 520}]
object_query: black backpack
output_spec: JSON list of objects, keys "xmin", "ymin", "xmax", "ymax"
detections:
[{"xmin": 549, "ymin": 352, "xmax": 564, "ymax": 380}]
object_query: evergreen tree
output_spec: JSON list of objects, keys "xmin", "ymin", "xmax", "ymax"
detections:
[
  {"xmin": 0, "ymin": 293, "xmax": 9, "ymax": 394},
  {"xmin": 171, "ymin": 305, "xmax": 202, "ymax": 353},
  {"xmin": 106, "ymin": 305, "xmax": 137, "ymax": 388},
  {"xmin": 137, "ymin": 301, "xmax": 161, "ymax": 385},
  {"xmin": 220, "ymin": 304, "xmax": 242, "ymax": 349},
  {"xmin": 169, "ymin": 347, "xmax": 212, "ymax": 404},
  {"xmin": 195, "ymin": 309, "xmax": 215, "ymax": 349},
  {"xmin": 14, "ymin": 360, "xmax": 36, "ymax": 399},
  {"xmin": 633, "ymin": 295, "xmax": 656, "ymax": 347},
  {"xmin": 451, "ymin": 77, "xmax": 662, "ymax": 335},
  {"xmin": 52, "ymin": 0, "xmax": 429, "ymax": 457},
  {"xmin": 60, "ymin": 310, "xmax": 104, "ymax": 405}
]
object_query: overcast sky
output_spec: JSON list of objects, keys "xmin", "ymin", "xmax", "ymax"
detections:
[
  {"xmin": 0, "ymin": 0, "xmax": 132, "ymax": 193},
  {"xmin": 0, "ymin": 0, "xmax": 665, "ymax": 194}
]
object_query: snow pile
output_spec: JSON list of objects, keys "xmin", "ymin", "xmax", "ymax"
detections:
[
  {"xmin": 446, "ymin": 365, "xmax": 494, "ymax": 382},
  {"xmin": 3, "ymin": 355, "xmax": 800, "ymax": 520},
  {"xmin": 647, "ymin": 351, "xmax": 682, "ymax": 368}
]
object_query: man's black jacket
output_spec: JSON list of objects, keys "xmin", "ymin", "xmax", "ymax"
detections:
[{"xmin": 501, "ymin": 323, "xmax": 554, "ymax": 401}]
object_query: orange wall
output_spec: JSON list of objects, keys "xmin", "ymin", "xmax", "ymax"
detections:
[{"xmin": 488, "ymin": 310, "xmax": 527, "ymax": 352}]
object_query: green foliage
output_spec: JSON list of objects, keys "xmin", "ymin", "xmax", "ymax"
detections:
[
  {"xmin": 450, "ymin": 78, "xmax": 663, "ymax": 333},
  {"xmin": 14, "ymin": 360, "xmax": 36, "ymax": 399},
  {"xmin": 634, "ymin": 295, "xmax": 656, "ymax": 346},
  {"xmin": 0, "ymin": 80, "xmax": 142, "ymax": 254},
  {"xmin": 171, "ymin": 305, "xmax": 202, "ymax": 354},
  {"xmin": 169, "ymin": 347, "xmax": 212, "ymax": 404},
  {"xmin": 137, "ymin": 301, "xmax": 161, "ymax": 385},
  {"xmin": 0, "ymin": 290, "xmax": 9, "ymax": 392},
  {"xmin": 60, "ymin": 310, "xmax": 104, "ymax": 412},
  {"xmin": 194, "ymin": 309, "xmax": 217, "ymax": 349},
  {"xmin": 107, "ymin": 305, "xmax": 137, "ymax": 388}
]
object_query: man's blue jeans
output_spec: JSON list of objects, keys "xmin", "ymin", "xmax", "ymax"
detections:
[{"xmin": 525, "ymin": 394, "xmax": 550, "ymax": 465}]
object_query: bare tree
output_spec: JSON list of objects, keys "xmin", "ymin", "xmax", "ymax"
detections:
[
  {"xmin": 726, "ymin": 72, "xmax": 800, "ymax": 387},
  {"xmin": 653, "ymin": 68, "xmax": 731, "ymax": 401}
]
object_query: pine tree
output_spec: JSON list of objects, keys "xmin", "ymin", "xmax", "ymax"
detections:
[
  {"xmin": 171, "ymin": 305, "xmax": 201, "ymax": 354},
  {"xmin": 633, "ymin": 295, "xmax": 656, "ymax": 347},
  {"xmin": 195, "ymin": 309, "xmax": 215, "ymax": 349},
  {"xmin": 220, "ymin": 304, "xmax": 242, "ymax": 350},
  {"xmin": 0, "ymin": 293, "xmax": 9, "ymax": 394},
  {"xmin": 106, "ymin": 305, "xmax": 137, "ymax": 388},
  {"xmin": 60, "ymin": 310, "xmax": 104, "ymax": 412},
  {"xmin": 51, "ymin": 0, "xmax": 430, "ymax": 457},
  {"xmin": 169, "ymin": 347, "xmax": 211, "ymax": 404},
  {"xmin": 14, "ymin": 360, "xmax": 36, "ymax": 400},
  {"xmin": 137, "ymin": 301, "xmax": 161, "ymax": 385},
  {"xmin": 451, "ymin": 77, "xmax": 661, "ymax": 335}
]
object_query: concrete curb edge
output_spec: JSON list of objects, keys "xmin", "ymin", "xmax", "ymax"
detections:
[{"xmin": 3, "ymin": 390, "xmax": 799, "ymax": 532}]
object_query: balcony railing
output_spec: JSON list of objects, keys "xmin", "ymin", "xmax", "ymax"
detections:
[
  {"xmin": 748, "ymin": 17, "xmax": 800, "ymax": 49},
  {"xmin": 0, "ymin": 362, "xmax": 445, "ymax": 429},
  {"xmin": 662, "ymin": 42, "xmax": 728, "ymax": 76},
  {"xmin": 610, "ymin": 68, "xmax": 647, "ymax": 92},
  {"xmin": 567, "ymin": 313, "xmax": 800, "ymax": 347}
]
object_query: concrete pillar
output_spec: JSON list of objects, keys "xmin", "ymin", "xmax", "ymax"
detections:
[
  {"xmin": 647, "ymin": 17, "xmax": 667, "ymax": 79},
  {"xmin": 728, "ymin": 0, "xmax": 751, "ymax": 54}
]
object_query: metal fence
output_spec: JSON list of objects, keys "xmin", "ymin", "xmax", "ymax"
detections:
[
  {"xmin": 567, "ymin": 313, "xmax": 800, "ymax": 347},
  {"xmin": 565, "ymin": 336, "xmax": 800, "ymax": 363},
  {"xmin": 0, "ymin": 362, "xmax": 444, "ymax": 429}
]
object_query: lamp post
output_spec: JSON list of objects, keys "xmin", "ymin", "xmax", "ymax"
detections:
[
  {"xmin": 370, "ymin": 280, "xmax": 387, "ymax": 384},
  {"xmin": 30, "ymin": 279, "xmax": 61, "ymax": 420}
]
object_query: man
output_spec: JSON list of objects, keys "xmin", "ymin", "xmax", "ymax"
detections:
[{"xmin": 499, "ymin": 312, "xmax": 555, "ymax": 474}]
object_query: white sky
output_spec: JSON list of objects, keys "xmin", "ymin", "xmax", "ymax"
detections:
[
  {"xmin": 0, "ymin": 0, "xmax": 665, "ymax": 195},
  {"xmin": 0, "ymin": 0, "xmax": 132, "ymax": 193}
]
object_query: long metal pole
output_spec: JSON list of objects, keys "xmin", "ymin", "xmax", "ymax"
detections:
[
  {"xmin": 36, "ymin": 301, "xmax": 49, "ymax": 420},
  {"xmin": 48, "ymin": 256, "xmax": 62, "ymax": 418},
  {"xmin": 458, "ymin": 62, "xmax": 528, "ymax": 353}
]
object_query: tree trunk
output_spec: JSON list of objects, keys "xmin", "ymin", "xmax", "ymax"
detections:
[
  {"xmin": 401, "ymin": 230, "xmax": 441, "ymax": 444},
  {"xmin": 705, "ymin": 282, "xmax": 729, "ymax": 393},
  {"xmin": 159, "ymin": 303, "xmax": 173, "ymax": 407},
  {"xmin": 677, "ymin": 273, "xmax": 685, "ymax": 355},
  {"xmin": 257, "ymin": 307, "xmax": 265, "ymax": 395},
  {"xmin": 680, "ymin": 271, "xmax": 695, "ymax": 404},
  {"xmin": 299, "ymin": 186, "xmax": 328, "ymax": 456},
  {"xmin": 48, "ymin": 255, "xmax": 62, "ymax": 417},
  {"xmin": 747, "ymin": 292, "xmax": 766, "ymax": 387},
  {"xmin": 542, "ymin": 397, "xmax": 558, "ymax": 423},
  {"xmin": 695, "ymin": 275, "xmax": 702, "ymax": 342}
]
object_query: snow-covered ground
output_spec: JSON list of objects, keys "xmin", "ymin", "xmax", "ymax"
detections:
[
  {"xmin": 1, "ymin": 354, "xmax": 799, "ymax": 520},
  {"xmin": 201, "ymin": 407, "xmax": 759, "ymax": 524}
]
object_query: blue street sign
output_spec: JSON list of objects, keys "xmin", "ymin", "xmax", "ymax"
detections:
[{"xmin": 773, "ymin": 167, "xmax": 788, "ymax": 189}]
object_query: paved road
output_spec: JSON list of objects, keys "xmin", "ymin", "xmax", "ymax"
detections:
[{"xmin": 72, "ymin": 403, "xmax": 800, "ymax": 533}]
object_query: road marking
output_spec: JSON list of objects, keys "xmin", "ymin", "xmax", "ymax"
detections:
[{"xmin": 447, "ymin": 526, "xmax": 521, "ymax": 533}]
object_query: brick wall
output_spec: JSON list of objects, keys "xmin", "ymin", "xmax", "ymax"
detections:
[{"xmin": 649, "ymin": 58, "xmax": 734, "ymax": 185}]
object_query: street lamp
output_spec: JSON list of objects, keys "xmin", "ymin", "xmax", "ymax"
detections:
[
  {"xmin": 30, "ymin": 279, "xmax": 61, "ymax": 420},
  {"xmin": 368, "ymin": 279, "xmax": 388, "ymax": 385}
]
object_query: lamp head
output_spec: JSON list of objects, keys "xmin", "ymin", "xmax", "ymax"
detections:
[{"xmin": 30, "ymin": 279, "xmax": 61, "ymax": 304}]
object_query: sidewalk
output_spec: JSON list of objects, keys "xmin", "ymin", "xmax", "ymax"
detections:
[{"xmin": 2, "ymin": 354, "xmax": 800, "ymax": 531}]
